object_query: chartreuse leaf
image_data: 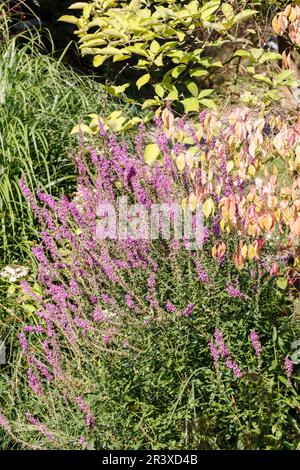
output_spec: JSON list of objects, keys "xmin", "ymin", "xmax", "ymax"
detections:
[
  {"xmin": 199, "ymin": 98, "xmax": 217, "ymax": 110},
  {"xmin": 69, "ymin": 3, "xmax": 87, "ymax": 9},
  {"xmin": 83, "ymin": 3, "xmax": 92, "ymax": 18},
  {"xmin": 171, "ymin": 65, "xmax": 186, "ymax": 78},
  {"xmin": 58, "ymin": 15, "xmax": 79, "ymax": 25},
  {"xmin": 150, "ymin": 40, "xmax": 160, "ymax": 54},
  {"xmin": 186, "ymin": 81, "xmax": 199, "ymax": 97},
  {"xmin": 103, "ymin": 83, "xmax": 130, "ymax": 95},
  {"xmin": 136, "ymin": 73, "xmax": 151, "ymax": 90},
  {"xmin": 233, "ymin": 49, "xmax": 251, "ymax": 58},
  {"xmin": 142, "ymin": 99, "xmax": 160, "ymax": 110},
  {"xmin": 189, "ymin": 69, "xmax": 209, "ymax": 78},
  {"xmin": 144, "ymin": 144, "xmax": 160, "ymax": 165},
  {"xmin": 94, "ymin": 47, "xmax": 121, "ymax": 55},
  {"xmin": 106, "ymin": 117, "xmax": 127, "ymax": 132},
  {"xmin": 200, "ymin": 1, "xmax": 221, "ymax": 21},
  {"xmin": 121, "ymin": 117, "xmax": 143, "ymax": 131},
  {"xmin": 113, "ymin": 54, "xmax": 131, "ymax": 62},
  {"xmin": 232, "ymin": 9, "xmax": 257, "ymax": 24},
  {"xmin": 70, "ymin": 124, "xmax": 93, "ymax": 135},
  {"xmin": 222, "ymin": 3, "xmax": 233, "ymax": 18},
  {"xmin": 278, "ymin": 376, "xmax": 289, "ymax": 386},
  {"xmin": 165, "ymin": 82, "xmax": 179, "ymax": 100},
  {"xmin": 176, "ymin": 154, "xmax": 185, "ymax": 171},
  {"xmin": 22, "ymin": 304, "xmax": 36, "ymax": 314},
  {"xmin": 81, "ymin": 38, "xmax": 106, "ymax": 47},
  {"xmin": 107, "ymin": 111, "xmax": 123, "ymax": 120},
  {"xmin": 182, "ymin": 97, "xmax": 199, "ymax": 113},
  {"xmin": 154, "ymin": 83, "xmax": 165, "ymax": 98},
  {"xmin": 258, "ymin": 52, "xmax": 281, "ymax": 63},
  {"xmin": 198, "ymin": 89, "xmax": 214, "ymax": 98},
  {"xmin": 276, "ymin": 70, "xmax": 295, "ymax": 81},
  {"xmin": 253, "ymin": 74, "xmax": 272, "ymax": 86},
  {"xmin": 93, "ymin": 55, "xmax": 106, "ymax": 67},
  {"xmin": 176, "ymin": 31, "xmax": 186, "ymax": 42},
  {"xmin": 250, "ymin": 48, "xmax": 264, "ymax": 60},
  {"xmin": 203, "ymin": 198, "xmax": 215, "ymax": 218},
  {"xmin": 276, "ymin": 277, "xmax": 288, "ymax": 290}
]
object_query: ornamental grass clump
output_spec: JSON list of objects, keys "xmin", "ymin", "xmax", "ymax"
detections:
[
  {"xmin": 0, "ymin": 26, "xmax": 122, "ymax": 261},
  {"xmin": 0, "ymin": 111, "xmax": 299, "ymax": 449}
]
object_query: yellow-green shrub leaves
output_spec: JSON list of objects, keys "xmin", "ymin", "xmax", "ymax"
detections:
[
  {"xmin": 144, "ymin": 143, "xmax": 160, "ymax": 165},
  {"xmin": 60, "ymin": 0, "xmax": 261, "ymax": 114},
  {"xmin": 136, "ymin": 73, "xmax": 150, "ymax": 90},
  {"xmin": 60, "ymin": 1, "xmax": 294, "ymax": 122}
]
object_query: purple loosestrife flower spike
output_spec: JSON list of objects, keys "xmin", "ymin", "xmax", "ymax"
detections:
[
  {"xmin": 19, "ymin": 332, "xmax": 29, "ymax": 355},
  {"xmin": 165, "ymin": 301, "xmax": 178, "ymax": 315},
  {"xmin": 226, "ymin": 282, "xmax": 246, "ymax": 299},
  {"xmin": 27, "ymin": 368, "xmax": 44, "ymax": 396},
  {"xmin": 250, "ymin": 330, "xmax": 262, "ymax": 358},
  {"xmin": 212, "ymin": 216, "xmax": 220, "ymax": 238},
  {"xmin": 146, "ymin": 294, "xmax": 159, "ymax": 309},
  {"xmin": 25, "ymin": 412, "xmax": 55, "ymax": 442},
  {"xmin": 225, "ymin": 358, "xmax": 243, "ymax": 378},
  {"xmin": 93, "ymin": 307, "xmax": 107, "ymax": 322},
  {"xmin": 214, "ymin": 329, "xmax": 230, "ymax": 358},
  {"xmin": 20, "ymin": 281, "xmax": 43, "ymax": 303},
  {"xmin": 98, "ymin": 118, "xmax": 106, "ymax": 137},
  {"xmin": 86, "ymin": 412, "xmax": 95, "ymax": 429},
  {"xmin": 209, "ymin": 340, "xmax": 219, "ymax": 369},
  {"xmin": 147, "ymin": 273, "xmax": 156, "ymax": 289},
  {"xmin": 0, "ymin": 413, "xmax": 11, "ymax": 433},
  {"xmin": 183, "ymin": 303, "xmax": 195, "ymax": 317},
  {"xmin": 75, "ymin": 317, "xmax": 91, "ymax": 333},
  {"xmin": 125, "ymin": 294, "xmax": 136, "ymax": 310},
  {"xmin": 284, "ymin": 356, "xmax": 293, "ymax": 378},
  {"xmin": 23, "ymin": 325, "xmax": 44, "ymax": 333},
  {"xmin": 35, "ymin": 360, "xmax": 53, "ymax": 382},
  {"xmin": 90, "ymin": 295, "xmax": 97, "ymax": 304},
  {"xmin": 76, "ymin": 396, "xmax": 95, "ymax": 429},
  {"xmin": 194, "ymin": 259, "xmax": 209, "ymax": 283}
]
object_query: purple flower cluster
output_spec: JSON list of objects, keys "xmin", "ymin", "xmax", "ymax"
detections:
[
  {"xmin": 226, "ymin": 282, "xmax": 246, "ymax": 300},
  {"xmin": 194, "ymin": 259, "xmax": 209, "ymax": 283},
  {"xmin": 125, "ymin": 294, "xmax": 136, "ymax": 311},
  {"xmin": 284, "ymin": 356, "xmax": 293, "ymax": 378},
  {"xmin": 75, "ymin": 396, "xmax": 95, "ymax": 429},
  {"xmin": 209, "ymin": 340, "xmax": 219, "ymax": 369},
  {"xmin": 250, "ymin": 330, "xmax": 262, "ymax": 358},
  {"xmin": 27, "ymin": 367, "xmax": 44, "ymax": 396},
  {"xmin": 165, "ymin": 301, "xmax": 178, "ymax": 315},
  {"xmin": 0, "ymin": 413, "xmax": 11, "ymax": 433},
  {"xmin": 17, "ymin": 122, "xmax": 209, "ymax": 432},
  {"xmin": 225, "ymin": 357, "xmax": 243, "ymax": 378},
  {"xmin": 15, "ymin": 117, "xmax": 295, "ymax": 445},
  {"xmin": 209, "ymin": 329, "xmax": 243, "ymax": 378},
  {"xmin": 25, "ymin": 412, "xmax": 55, "ymax": 442},
  {"xmin": 214, "ymin": 329, "xmax": 230, "ymax": 358},
  {"xmin": 183, "ymin": 303, "xmax": 195, "ymax": 317}
]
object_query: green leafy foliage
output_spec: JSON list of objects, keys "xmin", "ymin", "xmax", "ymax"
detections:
[
  {"xmin": 60, "ymin": 0, "xmax": 300, "ymax": 124},
  {"xmin": 60, "ymin": 0, "xmax": 275, "ymax": 113}
]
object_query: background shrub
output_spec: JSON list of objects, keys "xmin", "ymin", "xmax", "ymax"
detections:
[{"xmin": 61, "ymin": 0, "xmax": 298, "ymax": 115}]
